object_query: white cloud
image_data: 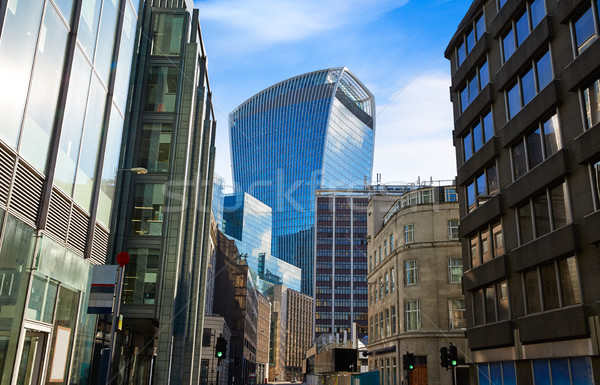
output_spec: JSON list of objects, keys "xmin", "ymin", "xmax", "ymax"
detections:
[
  {"xmin": 373, "ymin": 71, "xmax": 457, "ymax": 183},
  {"xmin": 196, "ymin": 0, "xmax": 409, "ymax": 53}
]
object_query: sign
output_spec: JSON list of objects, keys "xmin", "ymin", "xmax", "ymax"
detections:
[{"xmin": 88, "ymin": 265, "xmax": 118, "ymax": 314}]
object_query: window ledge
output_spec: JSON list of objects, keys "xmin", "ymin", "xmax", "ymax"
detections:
[
  {"xmin": 510, "ymin": 224, "xmax": 579, "ymax": 272},
  {"xmin": 563, "ymin": 36, "xmax": 600, "ymax": 91},
  {"xmin": 463, "ymin": 254, "xmax": 509, "ymax": 291},
  {"xmin": 518, "ymin": 305, "xmax": 588, "ymax": 344},
  {"xmin": 467, "ymin": 320, "xmax": 513, "ymax": 350},
  {"xmin": 574, "ymin": 122, "xmax": 600, "ymax": 164}
]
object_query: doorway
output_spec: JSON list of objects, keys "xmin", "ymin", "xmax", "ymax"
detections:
[{"xmin": 16, "ymin": 331, "xmax": 47, "ymax": 385}]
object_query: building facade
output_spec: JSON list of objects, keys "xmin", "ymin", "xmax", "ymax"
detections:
[
  {"xmin": 109, "ymin": 1, "xmax": 216, "ymax": 384},
  {"xmin": 283, "ymin": 287, "xmax": 315, "ymax": 381},
  {"xmin": 446, "ymin": 1, "xmax": 600, "ymax": 383},
  {"xmin": 0, "ymin": 0, "xmax": 138, "ymax": 383},
  {"xmin": 257, "ymin": 292, "xmax": 272, "ymax": 384},
  {"xmin": 230, "ymin": 67, "xmax": 376, "ymax": 295},
  {"xmin": 314, "ymin": 191, "xmax": 369, "ymax": 339},
  {"xmin": 367, "ymin": 186, "xmax": 466, "ymax": 385}
]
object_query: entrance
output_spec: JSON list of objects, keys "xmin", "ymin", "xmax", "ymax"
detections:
[{"xmin": 16, "ymin": 331, "xmax": 48, "ymax": 385}]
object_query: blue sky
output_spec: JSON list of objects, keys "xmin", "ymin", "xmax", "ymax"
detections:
[{"xmin": 194, "ymin": 0, "xmax": 472, "ymax": 187}]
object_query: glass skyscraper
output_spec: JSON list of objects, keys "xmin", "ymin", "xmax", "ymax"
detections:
[{"xmin": 230, "ymin": 67, "xmax": 375, "ymax": 294}]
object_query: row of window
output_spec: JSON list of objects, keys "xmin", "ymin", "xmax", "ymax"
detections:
[
  {"xmin": 370, "ymin": 267, "xmax": 396, "ymax": 304},
  {"xmin": 506, "ymin": 50, "xmax": 552, "ymax": 119},
  {"xmin": 501, "ymin": 0, "xmax": 545, "ymax": 63},
  {"xmin": 459, "ymin": 60, "xmax": 490, "ymax": 113}
]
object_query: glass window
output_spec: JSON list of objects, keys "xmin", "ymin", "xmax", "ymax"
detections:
[
  {"xmin": 463, "ymin": 132, "xmax": 473, "ymax": 161},
  {"xmin": 457, "ymin": 42, "xmax": 466, "ymax": 66},
  {"xmin": 468, "ymin": 75, "xmax": 478, "ymax": 104},
  {"xmin": 519, "ymin": 202, "xmax": 534, "ymax": 244},
  {"xmin": 530, "ymin": 0, "xmax": 545, "ymax": 29},
  {"xmin": 466, "ymin": 28, "xmax": 475, "ymax": 54},
  {"xmin": 476, "ymin": 14, "xmax": 485, "ymax": 40},
  {"xmin": 19, "ymin": 6, "xmax": 69, "ymax": 172},
  {"xmin": 94, "ymin": 0, "xmax": 119, "ymax": 83},
  {"xmin": 559, "ymin": 257, "xmax": 581, "ymax": 306},
  {"xmin": 460, "ymin": 86, "xmax": 468, "ymax": 113},
  {"xmin": 485, "ymin": 285, "xmax": 496, "ymax": 322},
  {"xmin": 405, "ymin": 301, "xmax": 420, "ymax": 331},
  {"xmin": 527, "ymin": 128, "xmax": 543, "ymax": 169},
  {"xmin": 515, "ymin": 11, "xmax": 529, "ymax": 46},
  {"xmin": 533, "ymin": 360, "xmax": 551, "ymax": 385},
  {"xmin": 503, "ymin": 29, "xmax": 516, "ymax": 61},
  {"xmin": 448, "ymin": 258, "xmax": 462, "ymax": 283},
  {"xmin": 479, "ymin": 61, "xmax": 489, "ymax": 88},
  {"xmin": 487, "ymin": 165, "xmax": 499, "ymax": 195},
  {"xmin": 132, "ymin": 184, "xmax": 166, "ymax": 236},
  {"xmin": 391, "ymin": 267, "xmax": 395, "ymax": 292},
  {"xmin": 0, "ymin": 0, "xmax": 45, "ymax": 148},
  {"xmin": 543, "ymin": 115, "xmax": 560, "ymax": 157},
  {"xmin": 123, "ymin": 248, "xmax": 160, "ymax": 304},
  {"xmin": 152, "ymin": 13, "xmax": 184, "ymax": 56},
  {"xmin": 448, "ymin": 220, "xmax": 459, "ymax": 240},
  {"xmin": 73, "ymin": 76, "xmax": 107, "ymax": 211},
  {"xmin": 473, "ymin": 289, "xmax": 485, "ymax": 325},
  {"xmin": 541, "ymin": 262, "xmax": 559, "ymax": 310},
  {"xmin": 54, "ymin": 48, "xmax": 93, "ymax": 195},
  {"xmin": 574, "ymin": 6, "xmax": 596, "ymax": 54},
  {"xmin": 550, "ymin": 184, "xmax": 567, "ymax": 229},
  {"xmin": 490, "ymin": 362, "xmax": 503, "ymax": 385},
  {"xmin": 471, "ymin": 235, "xmax": 480, "ymax": 267},
  {"xmin": 533, "ymin": 192, "xmax": 551, "ymax": 237},
  {"xmin": 493, "ymin": 222, "xmax": 504, "ymax": 256},
  {"xmin": 513, "ymin": 140, "xmax": 527, "ymax": 180},
  {"xmin": 391, "ymin": 306, "xmax": 396, "ymax": 334},
  {"xmin": 525, "ymin": 269, "xmax": 541, "ymax": 314},
  {"xmin": 113, "ymin": 4, "xmax": 137, "ymax": 113},
  {"xmin": 483, "ymin": 110, "xmax": 494, "ymax": 142},
  {"xmin": 478, "ymin": 364, "xmax": 490, "ymax": 385},
  {"xmin": 404, "ymin": 224, "xmax": 414, "ymax": 243},
  {"xmin": 449, "ymin": 299, "xmax": 466, "ymax": 330},
  {"xmin": 521, "ymin": 68, "xmax": 536, "ymax": 105},
  {"xmin": 25, "ymin": 275, "xmax": 58, "ymax": 324},
  {"xmin": 481, "ymin": 228, "xmax": 491, "ymax": 263},
  {"xmin": 583, "ymin": 79, "xmax": 600, "ymax": 129},
  {"xmin": 476, "ymin": 173, "xmax": 486, "ymax": 197},
  {"xmin": 467, "ymin": 182, "xmax": 476, "ymax": 213},
  {"xmin": 405, "ymin": 260, "xmax": 417, "ymax": 286},
  {"xmin": 473, "ymin": 122, "xmax": 483, "ymax": 152},
  {"xmin": 97, "ymin": 106, "xmax": 124, "ymax": 227},
  {"xmin": 571, "ymin": 357, "xmax": 594, "ymax": 385},
  {"xmin": 497, "ymin": 281, "xmax": 509, "ymax": 320},
  {"xmin": 536, "ymin": 51, "xmax": 553, "ymax": 91},
  {"xmin": 139, "ymin": 123, "xmax": 173, "ymax": 172},
  {"xmin": 77, "ymin": 0, "xmax": 103, "ymax": 59},
  {"xmin": 145, "ymin": 67, "xmax": 179, "ymax": 112},
  {"xmin": 507, "ymin": 82, "xmax": 521, "ymax": 119},
  {"xmin": 54, "ymin": 0, "xmax": 76, "ymax": 24}
]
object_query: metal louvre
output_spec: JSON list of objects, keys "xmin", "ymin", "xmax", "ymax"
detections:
[
  {"xmin": 11, "ymin": 162, "xmax": 43, "ymax": 225},
  {"xmin": 67, "ymin": 206, "xmax": 89, "ymax": 255},
  {"xmin": 0, "ymin": 146, "xmax": 15, "ymax": 207},
  {"xmin": 90, "ymin": 223, "xmax": 109, "ymax": 265},
  {"xmin": 46, "ymin": 188, "xmax": 71, "ymax": 242}
]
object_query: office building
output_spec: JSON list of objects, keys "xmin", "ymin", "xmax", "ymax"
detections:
[
  {"xmin": 201, "ymin": 315, "xmax": 231, "ymax": 385},
  {"xmin": 230, "ymin": 67, "xmax": 376, "ymax": 294},
  {"xmin": 0, "ymin": 0, "xmax": 138, "ymax": 383},
  {"xmin": 367, "ymin": 185, "xmax": 466, "ymax": 385},
  {"xmin": 108, "ymin": 1, "xmax": 216, "ymax": 384},
  {"xmin": 446, "ymin": 1, "xmax": 600, "ymax": 383}
]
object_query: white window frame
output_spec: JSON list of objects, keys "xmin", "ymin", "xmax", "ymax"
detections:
[
  {"xmin": 448, "ymin": 258, "xmax": 463, "ymax": 283},
  {"xmin": 448, "ymin": 220, "xmax": 460, "ymax": 240},
  {"xmin": 404, "ymin": 224, "xmax": 415, "ymax": 243},
  {"xmin": 405, "ymin": 301, "xmax": 421, "ymax": 331},
  {"xmin": 405, "ymin": 260, "xmax": 418, "ymax": 286}
]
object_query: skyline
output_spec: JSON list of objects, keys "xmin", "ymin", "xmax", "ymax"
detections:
[{"xmin": 195, "ymin": 0, "xmax": 472, "ymax": 189}]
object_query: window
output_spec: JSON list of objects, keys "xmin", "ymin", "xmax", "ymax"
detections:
[
  {"xmin": 379, "ymin": 277, "xmax": 384, "ymax": 298},
  {"xmin": 511, "ymin": 115, "xmax": 560, "ymax": 180},
  {"xmin": 385, "ymin": 309, "xmax": 390, "ymax": 337},
  {"xmin": 404, "ymin": 224, "xmax": 415, "ymax": 243},
  {"xmin": 462, "ymin": 110, "xmax": 494, "ymax": 162},
  {"xmin": 391, "ymin": 306, "xmax": 396, "ymax": 334},
  {"xmin": 466, "ymin": 164, "xmax": 499, "ymax": 213},
  {"xmin": 506, "ymin": 50, "xmax": 553, "ymax": 119},
  {"xmin": 391, "ymin": 267, "xmax": 396, "ymax": 292},
  {"xmin": 151, "ymin": 13, "xmax": 184, "ymax": 56},
  {"xmin": 405, "ymin": 260, "xmax": 418, "ymax": 286},
  {"xmin": 501, "ymin": 0, "xmax": 546, "ymax": 62},
  {"xmin": 448, "ymin": 299, "xmax": 466, "ymax": 330},
  {"xmin": 572, "ymin": 2, "xmax": 600, "ymax": 55},
  {"xmin": 445, "ymin": 187, "xmax": 458, "ymax": 202},
  {"xmin": 459, "ymin": 60, "xmax": 489, "ymax": 113},
  {"xmin": 456, "ymin": 12, "xmax": 486, "ymax": 67},
  {"xmin": 384, "ymin": 240, "xmax": 388, "ymax": 256},
  {"xmin": 478, "ymin": 362, "xmax": 516, "ymax": 385},
  {"xmin": 385, "ymin": 272, "xmax": 389, "ymax": 295},
  {"xmin": 145, "ymin": 66, "xmax": 179, "ymax": 112},
  {"xmin": 523, "ymin": 256, "xmax": 581, "ymax": 315},
  {"xmin": 532, "ymin": 357, "xmax": 594, "ymax": 385},
  {"xmin": 379, "ymin": 311, "xmax": 384, "ymax": 339},
  {"xmin": 369, "ymin": 255, "xmax": 373, "ymax": 272},
  {"xmin": 132, "ymin": 183, "xmax": 165, "ymax": 236},
  {"xmin": 448, "ymin": 220, "xmax": 460, "ymax": 240},
  {"xmin": 582, "ymin": 77, "xmax": 600, "ymax": 129},
  {"xmin": 516, "ymin": 183, "xmax": 569, "ymax": 245},
  {"xmin": 139, "ymin": 123, "xmax": 173, "ymax": 172},
  {"xmin": 591, "ymin": 161, "xmax": 600, "ymax": 210},
  {"xmin": 123, "ymin": 248, "xmax": 159, "ymax": 304},
  {"xmin": 470, "ymin": 221, "xmax": 504, "ymax": 268},
  {"xmin": 379, "ymin": 246, "xmax": 382, "ymax": 263},
  {"xmin": 472, "ymin": 280, "xmax": 509, "ymax": 325},
  {"xmin": 390, "ymin": 233, "xmax": 394, "ymax": 252},
  {"xmin": 448, "ymin": 258, "xmax": 463, "ymax": 283},
  {"xmin": 405, "ymin": 301, "xmax": 421, "ymax": 331}
]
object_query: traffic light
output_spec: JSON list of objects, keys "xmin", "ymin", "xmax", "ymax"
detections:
[
  {"xmin": 403, "ymin": 352, "xmax": 415, "ymax": 371},
  {"xmin": 215, "ymin": 337, "xmax": 227, "ymax": 359},
  {"xmin": 439, "ymin": 347, "xmax": 449, "ymax": 368},
  {"xmin": 448, "ymin": 344, "xmax": 458, "ymax": 367}
]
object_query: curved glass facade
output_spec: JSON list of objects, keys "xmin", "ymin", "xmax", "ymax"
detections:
[{"xmin": 230, "ymin": 68, "xmax": 375, "ymax": 294}]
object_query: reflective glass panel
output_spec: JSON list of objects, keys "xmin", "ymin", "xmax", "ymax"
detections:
[
  {"xmin": 475, "ymin": 14, "xmax": 485, "ymax": 40},
  {"xmin": 519, "ymin": 202, "xmax": 534, "ymax": 244},
  {"xmin": 0, "ymin": 0, "xmax": 44, "ymax": 148},
  {"xmin": 497, "ymin": 281, "xmax": 509, "ymax": 320},
  {"xmin": 20, "ymin": 6, "xmax": 69, "ymax": 172},
  {"xmin": 73, "ymin": 76, "xmax": 107, "ymax": 211},
  {"xmin": 25, "ymin": 275, "xmax": 58, "ymax": 323},
  {"xmin": 543, "ymin": 115, "xmax": 559, "ymax": 156},
  {"xmin": 466, "ymin": 28, "xmax": 475, "ymax": 54},
  {"xmin": 533, "ymin": 360, "xmax": 551, "ymax": 385},
  {"xmin": 502, "ymin": 361, "xmax": 517, "ymax": 385},
  {"xmin": 151, "ymin": 13, "xmax": 184, "ymax": 56},
  {"xmin": 574, "ymin": 6, "xmax": 595, "ymax": 54},
  {"xmin": 457, "ymin": 42, "xmax": 465, "ymax": 66},
  {"xmin": 53, "ymin": 0, "xmax": 75, "ymax": 25},
  {"xmin": 503, "ymin": 29, "xmax": 516, "ymax": 61},
  {"xmin": 571, "ymin": 357, "xmax": 594, "ymax": 385},
  {"xmin": 530, "ymin": 0, "xmax": 545, "ymax": 29},
  {"xmin": 515, "ymin": 11, "xmax": 529, "ymax": 46},
  {"xmin": 533, "ymin": 192, "xmax": 550, "ymax": 237},
  {"xmin": 145, "ymin": 67, "xmax": 179, "ymax": 112},
  {"xmin": 550, "ymin": 184, "xmax": 567, "ymax": 229},
  {"xmin": 521, "ymin": 68, "xmax": 536, "ymax": 105},
  {"xmin": 468, "ymin": 75, "xmax": 478, "ymax": 104},
  {"xmin": 113, "ymin": 4, "xmax": 137, "ymax": 113},
  {"xmin": 481, "ymin": 229, "xmax": 491, "ymax": 263},
  {"xmin": 77, "ymin": 0, "xmax": 102, "ymax": 59},
  {"xmin": 123, "ymin": 248, "xmax": 159, "ymax": 304},
  {"xmin": 550, "ymin": 358, "xmax": 570, "ymax": 385},
  {"xmin": 476, "ymin": 173, "xmax": 486, "ymax": 196},
  {"xmin": 463, "ymin": 132, "xmax": 473, "ymax": 161},
  {"xmin": 525, "ymin": 269, "xmax": 541, "ymax": 313},
  {"xmin": 473, "ymin": 289, "xmax": 484, "ymax": 325},
  {"xmin": 132, "ymin": 184, "xmax": 165, "ymax": 236},
  {"xmin": 140, "ymin": 123, "xmax": 173, "ymax": 172},
  {"xmin": 513, "ymin": 140, "xmax": 527, "ymax": 179},
  {"xmin": 507, "ymin": 82, "xmax": 521, "ymax": 119},
  {"xmin": 487, "ymin": 165, "xmax": 498, "ymax": 195},
  {"xmin": 490, "ymin": 362, "xmax": 502, "ymax": 385},
  {"xmin": 583, "ymin": 79, "xmax": 600, "ymax": 128},
  {"xmin": 55, "ymin": 48, "xmax": 92, "ymax": 195},
  {"xmin": 536, "ymin": 51, "xmax": 552, "ymax": 91},
  {"xmin": 460, "ymin": 86, "xmax": 468, "ymax": 113},
  {"xmin": 471, "ymin": 235, "xmax": 479, "ymax": 267},
  {"xmin": 541, "ymin": 263, "xmax": 559, "ymax": 310},
  {"xmin": 467, "ymin": 182, "xmax": 476, "ymax": 212},
  {"xmin": 559, "ymin": 257, "xmax": 581, "ymax": 306},
  {"xmin": 484, "ymin": 285, "xmax": 496, "ymax": 322},
  {"xmin": 94, "ymin": 0, "xmax": 119, "ymax": 84},
  {"xmin": 478, "ymin": 364, "xmax": 489, "ymax": 385},
  {"xmin": 479, "ymin": 61, "xmax": 489, "ymax": 88},
  {"xmin": 97, "ymin": 105, "xmax": 124, "ymax": 227},
  {"xmin": 483, "ymin": 110, "xmax": 493, "ymax": 141},
  {"xmin": 527, "ymin": 128, "xmax": 543, "ymax": 168}
]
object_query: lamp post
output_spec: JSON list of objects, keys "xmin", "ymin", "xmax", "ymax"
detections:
[{"xmin": 106, "ymin": 251, "xmax": 130, "ymax": 385}]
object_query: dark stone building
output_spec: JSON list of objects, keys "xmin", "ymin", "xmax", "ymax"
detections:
[{"xmin": 446, "ymin": 1, "xmax": 600, "ymax": 384}]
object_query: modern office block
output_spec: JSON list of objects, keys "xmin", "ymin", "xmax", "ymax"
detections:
[
  {"xmin": 366, "ymin": 185, "xmax": 466, "ymax": 385},
  {"xmin": 446, "ymin": 1, "xmax": 600, "ymax": 383},
  {"xmin": 230, "ymin": 67, "xmax": 375, "ymax": 295},
  {"xmin": 0, "ymin": 0, "xmax": 138, "ymax": 383},
  {"xmin": 108, "ymin": 1, "xmax": 216, "ymax": 384}
]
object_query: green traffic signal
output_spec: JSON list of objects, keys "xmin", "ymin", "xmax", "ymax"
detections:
[
  {"xmin": 217, "ymin": 351, "xmax": 223, "ymax": 358},
  {"xmin": 408, "ymin": 364, "xmax": 414, "ymax": 370},
  {"xmin": 451, "ymin": 360, "xmax": 457, "ymax": 366}
]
